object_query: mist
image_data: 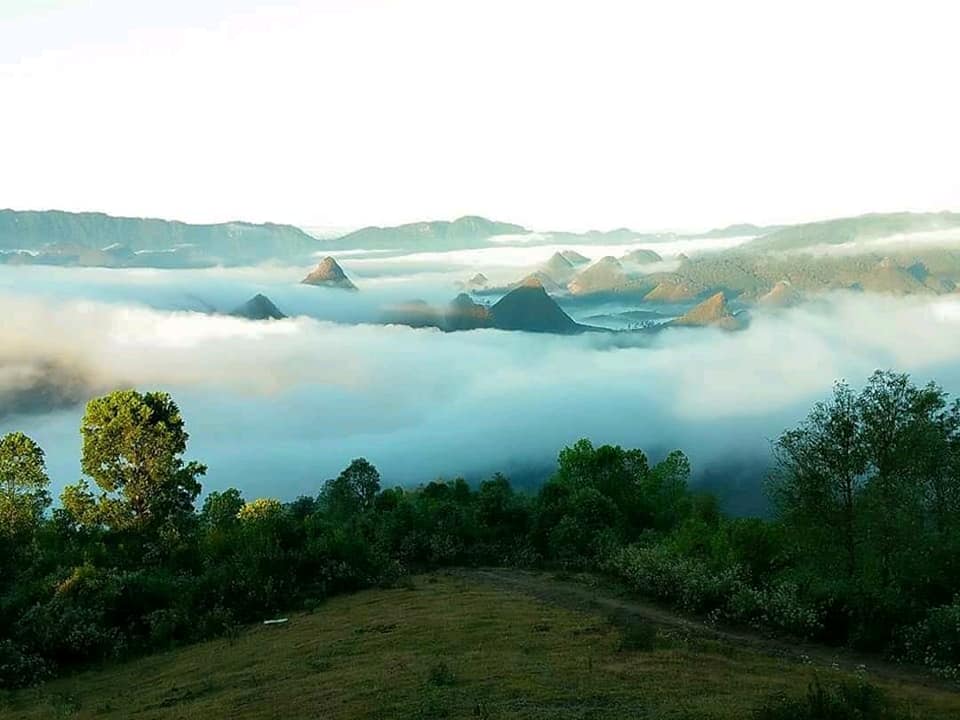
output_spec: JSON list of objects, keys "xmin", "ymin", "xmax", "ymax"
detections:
[{"xmin": 4, "ymin": 265, "xmax": 960, "ymax": 513}]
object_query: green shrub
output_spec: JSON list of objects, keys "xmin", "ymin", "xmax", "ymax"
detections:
[
  {"xmin": 899, "ymin": 596, "xmax": 960, "ymax": 679},
  {"xmin": 0, "ymin": 640, "xmax": 51, "ymax": 690}
]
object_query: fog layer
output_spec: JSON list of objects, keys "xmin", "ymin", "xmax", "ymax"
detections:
[{"xmin": 3, "ymin": 275, "xmax": 960, "ymax": 511}]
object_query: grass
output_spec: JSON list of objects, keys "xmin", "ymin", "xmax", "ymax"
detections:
[{"xmin": 1, "ymin": 573, "xmax": 958, "ymax": 719}]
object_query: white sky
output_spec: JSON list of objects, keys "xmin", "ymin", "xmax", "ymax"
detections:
[{"xmin": 1, "ymin": 0, "xmax": 958, "ymax": 232}]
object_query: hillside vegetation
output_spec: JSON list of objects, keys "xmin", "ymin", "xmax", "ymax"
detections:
[
  {"xmin": 3, "ymin": 572, "xmax": 958, "ymax": 720},
  {"xmin": 2, "ymin": 371, "xmax": 960, "ymax": 707}
]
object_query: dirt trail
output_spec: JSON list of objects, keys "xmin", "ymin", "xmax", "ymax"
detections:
[{"xmin": 459, "ymin": 567, "xmax": 958, "ymax": 692}]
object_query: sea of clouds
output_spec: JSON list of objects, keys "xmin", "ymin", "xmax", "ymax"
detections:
[{"xmin": 3, "ymin": 258, "xmax": 960, "ymax": 513}]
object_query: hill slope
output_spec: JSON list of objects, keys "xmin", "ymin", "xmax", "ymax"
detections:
[{"xmin": 3, "ymin": 572, "xmax": 957, "ymax": 720}]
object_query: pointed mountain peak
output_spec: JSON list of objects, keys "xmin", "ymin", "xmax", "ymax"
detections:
[
  {"xmin": 302, "ymin": 256, "xmax": 357, "ymax": 290},
  {"xmin": 231, "ymin": 293, "xmax": 286, "ymax": 320},
  {"xmin": 672, "ymin": 292, "xmax": 745, "ymax": 330}
]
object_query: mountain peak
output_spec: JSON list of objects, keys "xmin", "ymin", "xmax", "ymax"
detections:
[
  {"xmin": 231, "ymin": 293, "xmax": 286, "ymax": 320},
  {"xmin": 489, "ymin": 283, "xmax": 581, "ymax": 334},
  {"xmin": 672, "ymin": 292, "xmax": 746, "ymax": 330},
  {"xmin": 301, "ymin": 257, "xmax": 357, "ymax": 290}
]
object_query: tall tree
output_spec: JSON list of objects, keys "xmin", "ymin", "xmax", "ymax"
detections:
[
  {"xmin": 769, "ymin": 380, "xmax": 866, "ymax": 577},
  {"xmin": 0, "ymin": 432, "xmax": 50, "ymax": 539},
  {"xmin": 321, "ymin": 458, "xmax": 381, "ymax": 519},
  {"xmin": 79, "ymin": 390, "xmax": 205, "ymax": 532}
]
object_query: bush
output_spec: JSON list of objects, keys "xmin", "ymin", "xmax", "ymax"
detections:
[
  {"xmin": 753, "ymin": 678, "xmax": 913, "ymax": 720},
  {"xmin": 607, "ymin": 545, "xmax": 824, "ymax": 639},
  {"xmin": 0, "ymin": 640, "xmax": 51, "ymax": 690},
  {"xmin": 899, "ymin": 596, "xmax": 960, "ymax": 679}
]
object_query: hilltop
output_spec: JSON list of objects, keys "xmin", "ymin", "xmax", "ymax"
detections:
[
  {"xmin": 301, "ymin": 257, "xmax": 358, "ymax": 290},
  {"xmin": 670, "ymin": 292, "xmax": 746, "ymax": 330},
  {"xmin": 230, "ymin": 294, "xmax": 286, "ymax": 320},
  {"xmin": 488, "ymin": 278, "xmax": 584, "ymax": 334}
]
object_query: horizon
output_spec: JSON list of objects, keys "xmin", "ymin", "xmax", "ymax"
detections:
[{"xmin": 4, "ymin": 205, "xmax": 960, "ymax": 239}]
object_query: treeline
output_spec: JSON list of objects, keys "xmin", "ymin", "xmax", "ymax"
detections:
[{"xmin": 1, "ymin": 371, "xmax": 959, "ymax": 689}]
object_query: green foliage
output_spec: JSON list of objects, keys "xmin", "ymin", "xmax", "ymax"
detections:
[
  {"xmin": 321, "ymin": 458, "xmax": 381, "ymax": 520},
  {"xmin": 899, "ymin": 596, "xmax": 960, "ymax": 679},
  {"xmin": 4, "ymin": 372, "xmax": 960, "ymax": 691},
  {"xmin": 78, "ymin": 390, "xmax": 206, "ymax": 533},
  {"xmin": 0, "ymin": 432, "xmax": 50, "ymax": 539},
  {"xmin": 236, "ymin": 498, "xmax": 283, "ymax": 523},
  {"xmin": 200, "ymin": 489, "xmax": 244, "ymax": 529},
  {"xmin": 767, "ymin": 370, "xmax": 960, "ymax": 649}
]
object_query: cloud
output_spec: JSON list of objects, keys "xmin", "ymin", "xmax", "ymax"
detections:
[{"xmin": 3, "ymin": 284, "xmax": 960, "ymax": 513}]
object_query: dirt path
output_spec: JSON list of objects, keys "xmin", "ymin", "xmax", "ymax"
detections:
[{"xmin": 459, "ymin": 567, "xmax": 958, "ymax": 692}]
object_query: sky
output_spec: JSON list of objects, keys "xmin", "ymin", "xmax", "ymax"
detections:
[{"xmin": 1, "ymin": 0, "xmax": 959, "ymax": 232}]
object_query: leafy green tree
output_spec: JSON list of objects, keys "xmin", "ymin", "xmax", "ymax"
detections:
[
  {"xmin": 769, "ymin": 380, "xmax": 866, "ymax": 577},
  {"xmin": 0, "ymin": 433, "xmax": 50, "ymax": 539},
  {"xmin": 321, "ymin": 458, "xmax": 380, "ymax": 519},
  {"xmin": 642, "ymin": 450, "xmax": 692, "ymax": 531},
  {"xmin": 79, "ymin": 390, "xmax": 206, "ymax": 532},
  {"xmin": 237, "ymin": 498, "xmax": 283, "ymax": 523},
  {"xmin": 200, "ymin": 489, "xmax": 245, "ymax": 529}
]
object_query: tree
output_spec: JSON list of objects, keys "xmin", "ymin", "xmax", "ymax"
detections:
[
  {"xmin": 79, "ymin": 390, "xmax": 206, "ymax": 532},
  {"xmin": 769, "ymin": 380, "xmax": 866, "ymax": 577},
  {"xmin": 0, "ymin": 432, "xmax": 50, "ymax": 539},
  {"xmin": 641, "ymin": 450, "xmax": 692, "ymax": 531},
  {"xmin": 321, "ymin": 458, "xmax": 381, "ymax": 519},
  {"xmin": 201, "ymin": 489, "xmax": 245, "ymax": 530}
]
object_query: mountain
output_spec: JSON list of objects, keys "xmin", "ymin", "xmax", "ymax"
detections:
[
  {"xmin": 489, "ymin": 278, "xmax": 583, "ymax": 334},
  {"xmin": 301, "ymin": 257, "xmax": 358, "ymax": 290},
  {"xmin": 567, "ymin": 257, "xmax": 627, "ymax": 295},
  {"xmin": 231, "ymin": 294, "xmax": 286, "ymax": 320},
  {"xmin": 445, "ymin": 293, "xmax": 493, "ymax": 331},
  {"xmin": 643, "ymin": 279, "xmax": 701, "ymax": 302},
  {"xmin": 696, "ymin": 223, "xmax": 783, "ymax": 239},
  {"xmin": 559, "ymin": 250, "xmax": 591, "ymax": 266},
  {"xmin": 744, "ymin": 211, "xmax": 960, "ymax": 252},
  {"xmin": 0, "ymin": 209, "xmax": 320, "ymax": 267},
  {"xmin": 859, "ymin": 256, "xmax": 932, "ymax": 295},
  {"xmin": 541, "ymin": 252, "xmax": 576, "ymax": 283},
  {"xmin": 621, "ymin": 248, "xmax": 663, "ymax": 264},
  {"xmin": 323, "ymin": 216, "xmax": 528, "ymax": 251},
  {"xmin": 670, "ymin": 292, "xmax": 746, "ymax": 330},
  {"xmin": 757, "ymin": 280, "xmax": 801, "ymax": 307}
]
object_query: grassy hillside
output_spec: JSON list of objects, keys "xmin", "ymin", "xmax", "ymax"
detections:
[{"xmin": 3, "ymin": 572, "xmax": 957, "ymax": 720}]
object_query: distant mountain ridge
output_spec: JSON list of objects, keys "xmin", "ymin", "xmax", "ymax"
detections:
[
  {"xmin": 744, "ymin": 211, "xmax": 960, "ymax": 252},
  {"xmin": 0, "ymin": 209, "xmax": 320, "ymax": 267},
  {"xmin": 323, "ymin": 216, "xmax": 528, "ymax": 251}
]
